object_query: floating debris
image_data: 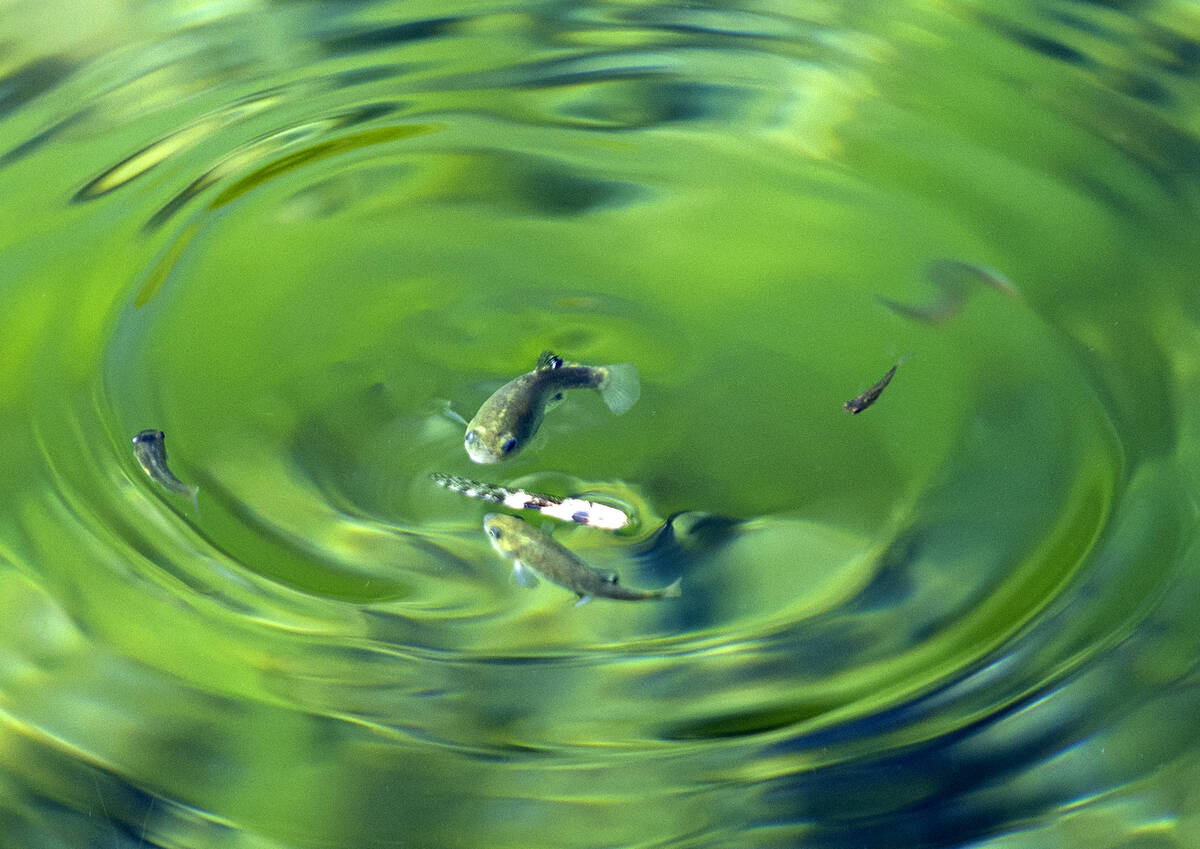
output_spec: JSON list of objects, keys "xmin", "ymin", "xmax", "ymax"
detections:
[
  {"xmin": 483, "ymin": 512, "xmax": 680, "ymax": 605},
  {"xmin": 879, "ymin": 259, "xmax": 1020, "ymax": 325},
  {"xmin": 131, "ymin": 429, "xmax": 198, "ymax": 511},
  {"xmin": 844, "ymin": 360, "xmax": 903, "ymax": 414},
  {"xmin": 431, "ymin": 472, "xmax": 631, "ymax": 530},
  {"xmin": 464, "ymin": 350, "xmax": 639, "ymax": 463}
]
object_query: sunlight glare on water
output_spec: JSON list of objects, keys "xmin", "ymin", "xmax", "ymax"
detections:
[{"xmin": 2, "ymin": 0, "xmax": 1200, "ymax": 847}]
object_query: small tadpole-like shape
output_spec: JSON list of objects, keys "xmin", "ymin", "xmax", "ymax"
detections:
[
  {"xmin": 844, "ymin": 360, "xmax": 903, "ymax": 415},
  {"xmin": 132, "ymin": 429, "xmax": 199, "ymax": 512},
  {"xmin": 878, "ymin": 259, "xmax": 1020, "ymax": 325}
]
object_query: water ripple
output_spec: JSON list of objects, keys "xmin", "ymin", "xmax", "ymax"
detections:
[{"xmin": 2, "ymin": 0, "xmax": 1200, "ymax": 847}]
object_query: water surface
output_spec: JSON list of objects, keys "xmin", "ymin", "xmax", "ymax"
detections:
[{"xmin": 2, "ymin": 0, "xmax": 1200, "ymax": 847}]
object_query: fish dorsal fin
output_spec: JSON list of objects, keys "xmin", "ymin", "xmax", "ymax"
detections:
[{"xmin": 536, "ymin": 351, "xmax": 564, "ymax": 371}]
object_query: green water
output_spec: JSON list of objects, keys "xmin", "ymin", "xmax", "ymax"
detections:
[{"xmin": 2, "ymin": 0, "xmax": 1200, "ymax": 847}]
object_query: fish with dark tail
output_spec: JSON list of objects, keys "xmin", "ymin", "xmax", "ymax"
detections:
[
  {"xmin": 483, "ymin": 513, "xmax": 679, "ymax": 605},
  {"xmin": 464, "ymin": 351, "xmax": 639, "ymax": 463}
]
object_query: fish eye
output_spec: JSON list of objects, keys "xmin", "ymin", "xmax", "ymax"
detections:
[
  {"xmin": 501, "ymin": 437, "xmax": 517, "ymax": 454},
  {"xmin": 465, "ymin": 430, "xmax": 478, "ymax": 445},
  {"xmin": 487, "ymin": 526, "xmax": 502, "ymax": 540}
]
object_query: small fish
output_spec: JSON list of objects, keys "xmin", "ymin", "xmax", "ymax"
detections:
[
  {"xmin": 844, "ymin": 361, "xmax": 901, "ymax": 414},
  {"xmin": 927, "ymin": 258, "xmax": 1020, "ymax": 300},
  {"xmin": 431, "ymin": 472, "xmax": 631, "ymax": 530},
  {"xmin": 878, "ymin": 259, "xmax": 1019, "ymax": 325},
  {"xmin": 132, "ymin": 429, "xmax": 199, "ymax": 511},
  {"xmin": 464, "ymin": 351, "xmax": 640, "ymax": 464},
  {"xmin": 482, "ymin": 513, "xmax": 680, "ymax": 604}
]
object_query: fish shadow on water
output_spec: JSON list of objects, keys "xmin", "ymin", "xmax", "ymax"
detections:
[{"xmin": 632, "ymin": 510, "xmax": 742, "ymax": 628}]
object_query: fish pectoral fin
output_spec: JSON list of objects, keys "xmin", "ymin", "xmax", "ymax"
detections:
[
  {"xmin": 513, "ymin": 561, "xmax": 540, "ymax": 588},
  {"xmin": 528, "ymin": 428, "xmax": 550, "ymax": 452},
  {"xmin": 435, "ymin": 398, "xmax": 468, "ymax": 427},
  {"xmin": 574, "ymin": 594, "xmax": 592, "ymax": 607}
]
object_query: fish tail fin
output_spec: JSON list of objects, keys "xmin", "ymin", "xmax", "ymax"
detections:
[
  {"xmin": 598, "ymin": 362, "xmax": 640, "ymax": 415},
  {"xmin": 658, "ymin": 577, "xmax": 682, "ymax": 598}
]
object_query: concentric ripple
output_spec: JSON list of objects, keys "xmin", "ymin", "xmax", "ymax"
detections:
[{"xmin": 2, "ymin": 1, "xmax": 1200, "ymax": 848}]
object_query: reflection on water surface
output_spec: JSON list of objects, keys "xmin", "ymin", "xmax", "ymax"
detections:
[{"xmin": 2, "ymin": 0, "xmax": 1200, "ymax": 847}]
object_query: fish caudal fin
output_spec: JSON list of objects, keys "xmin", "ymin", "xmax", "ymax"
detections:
[
  {"xmin": 598, "ymin": 362, "xmax": 640, "ymax": 415},
  {"xmin": 658, "ymin": 577, "xmax": 682, "ymax": 598}
]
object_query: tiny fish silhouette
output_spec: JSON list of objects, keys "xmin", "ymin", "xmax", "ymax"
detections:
[
  {"xmin": 844, "ymin": 362, "xmax": 901, "ymax": 414},
  {"xmin": 132, "ymin": 429, "xmax": 199, "ymax": 511},
  {"xmin": 878, "ymin": 259, "xmax": 1019, "ymax": 325}
]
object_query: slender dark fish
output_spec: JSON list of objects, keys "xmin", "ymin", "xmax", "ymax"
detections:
[
  {"xmin": 431, "ymin": 472, "xmax": 631, "ymax": 530},
  {"xmin": 464, "ymin": 350, "xmax": 639, "ymax": 463},
  {"xmin": 878, "ymin": 259, "xmax": 1019, "ymax": 325},
  {"xmin": 132, "ymin": 429, "xmax": 198, "ymax": 511},
  {"xmin": 844, "ymin": 361, "xmax": 901, "ymax": 414},
  {"xmin": 927, "ymin": 258, "xmax": 1020, "ymax": 299},
  {"xmin": 483, "ymin": 513, "xmax": 680, "ymax": 605}
]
